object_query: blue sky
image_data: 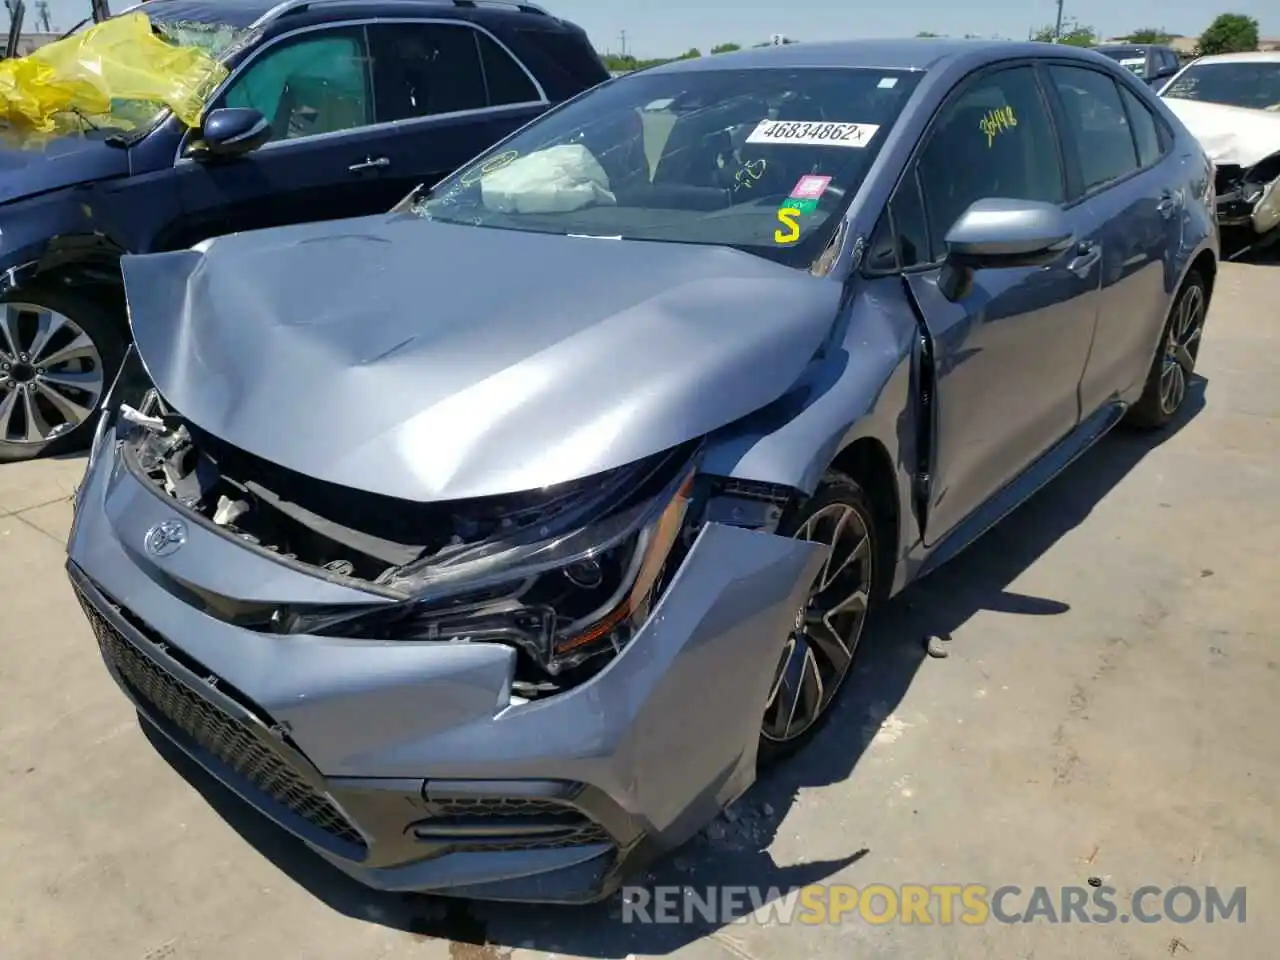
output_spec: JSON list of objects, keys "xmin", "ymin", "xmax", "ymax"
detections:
[{"xmin": 28, "ymin": 0, "xmax": 1280, "ymax": 57}]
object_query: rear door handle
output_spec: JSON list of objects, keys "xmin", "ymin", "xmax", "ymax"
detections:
[
  {"xmin": 349, "ymin": 156, "xmax": 391, "ymax": 172},
  {"xmin": 1157, "ymin": 190, "xmax": 1180, "ymax": 218},
  {"xmin": 1067, "ymin": 240, "xmax": 1101, "ymax": 279}
]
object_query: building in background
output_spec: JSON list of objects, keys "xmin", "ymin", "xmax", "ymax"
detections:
[{"xmin": 9, "ymin": 31, "xmax": 58, "ymax": 53}]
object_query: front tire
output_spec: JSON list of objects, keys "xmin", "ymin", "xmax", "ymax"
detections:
[
  {"xmin": 1125, "ymin": 271, "xmax": 1207, "ymax": 430},
  {"xmin": 0, "ymin": 285, "xmax": 123, "ymax": 463},
  {"xmin": 757, "ymin": 472, "xmax": 879, "ymax": 769}
]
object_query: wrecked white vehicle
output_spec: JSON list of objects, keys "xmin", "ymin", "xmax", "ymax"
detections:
[{"xmin": 1161, "ymin": 51, "xmax": 1280, "ymax": 254}]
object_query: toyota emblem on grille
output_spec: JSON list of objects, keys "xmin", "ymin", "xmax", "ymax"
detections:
[{"xmin": 144, "ymin": 519, "xmax": 187, "ymax": 557}]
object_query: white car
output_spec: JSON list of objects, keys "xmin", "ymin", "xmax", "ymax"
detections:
[{"xmin": 1159, "ymin": 50, "xmax": 1280, "ymax": 252}]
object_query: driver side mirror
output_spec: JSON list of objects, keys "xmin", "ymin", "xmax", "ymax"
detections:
[
  {"xmin": 938, "ymin": 198, "xmax": 1074, "ymax": 302},
  {"xmin": 189, "ymin": 107, "xmax": 272, "ymax": 160}
]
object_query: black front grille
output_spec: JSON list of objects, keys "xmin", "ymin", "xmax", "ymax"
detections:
[{"xmin": 76, "ymin": 590, "xmax": 366, "ymax": 851}]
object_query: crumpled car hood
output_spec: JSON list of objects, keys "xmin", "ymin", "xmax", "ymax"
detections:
[
  {"xmin": 120, "ymin": 214, "xmax": 841, "ymax": 503},
  {"xmin": 1162, "ymin": 97, "xmax": 1280, "ymax": 168}
]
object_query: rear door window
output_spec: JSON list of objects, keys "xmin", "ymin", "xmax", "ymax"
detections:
[
  {"xmin": 1117, "ymin": 85, "xmax": 1163, "ymax": 169},
  {"xmin": 1047, "ymin": 65, "xmax": 1139, "ymax": 193},
  {"xmin": 367, "ymin": 22, "xmax": 489, "ymax": 121},
  {"xmin": 476, "ymin": 31, "xmax": 541, "ymax": 105}
]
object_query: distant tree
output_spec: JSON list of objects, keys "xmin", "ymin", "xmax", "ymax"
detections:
[
  {"xmin": 916, "ymin": 31, "xmax": 942, "ymax": 37},
  {"xmin": 1196, "ymin": 13, "xmax": 1259, "ymax": 55},
  {"xmin": 711, "ymin": 42, "xmax": 741, "ymax": 54},
  {"xmin": 1124, "ymin": 27, "xmax": 1174, "ymax": 44},
  {"xmin": 676, "ymin": 47, "xmax": 702, "ymax": 59},
  {"xmin": 1030, "ymin": 19, "xmax": 1097, "ymax": 47}
]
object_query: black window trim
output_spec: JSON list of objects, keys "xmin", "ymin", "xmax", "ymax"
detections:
[
  {"xmin": 174, "ymin": 16, "xmax": 549, "ymax": 166},
  {"xmin": 861, "ymin": 58, "xmax": 1070, "ymax": 277}
]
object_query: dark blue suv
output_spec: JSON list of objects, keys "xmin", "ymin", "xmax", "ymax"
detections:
[{"xmin": 0, "ymin": 0, "xmax": 606, "ymax": 461}]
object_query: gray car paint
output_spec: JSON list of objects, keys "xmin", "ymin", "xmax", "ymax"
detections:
[
  {"xmin": 69, "ymin": 38, "xmax": 1218, "ymax": 903},
  {"xmin": 120, "ymin": 217, "xmax": 842, "ymax": 503}
]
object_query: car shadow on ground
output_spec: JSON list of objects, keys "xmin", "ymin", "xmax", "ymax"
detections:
[{"xmin": 141, "ymin": 379, "xmax": 1206, "ymax": 957}]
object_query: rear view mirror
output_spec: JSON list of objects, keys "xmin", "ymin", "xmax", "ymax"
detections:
[
  {"xmin": 939, "ymin": 197, "xmax": 1074, "ymax": 301},
  {"xmin": 194, "ymin": 108, "xmax": 272, "ymax": 160}
]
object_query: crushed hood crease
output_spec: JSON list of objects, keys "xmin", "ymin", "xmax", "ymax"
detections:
[
  {"xmin": 121, "ymin": 215, "xmax": 841, "ymax": 503},
  {"xmin": 1163, "ymin": 97, "xmax": 1280, "ymax": 169}
]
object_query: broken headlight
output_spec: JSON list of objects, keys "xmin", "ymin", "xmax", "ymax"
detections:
[{"xmin": 279, "ymin": 452, "xmax": 696, "ymax": 678}]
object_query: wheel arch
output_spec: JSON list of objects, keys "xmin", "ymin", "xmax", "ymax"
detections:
[
  {"xmin": 1186, "ymin": 247, "xmax": 1216, "ymax": 302},
  {"xmin": 828, "ymin": 435, "xmax": 902, "ymax": 601},
  {"xmin": 5, "ymin": 233, "xmax": 128, "ymax": 326}
]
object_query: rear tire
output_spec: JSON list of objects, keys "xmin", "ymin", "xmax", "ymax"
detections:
[
  {"xmin": 1125, "ymin": 271, "xmax": 1207, "ymax": 430},
  {"xmin": 0, "ymin": 285, "xmax": 124, "ymax": 464},
  {"xmin": 757, "ymin": 471, "xmax": 879, "ymax": 769}
]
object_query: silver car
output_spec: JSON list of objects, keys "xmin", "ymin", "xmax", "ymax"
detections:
[{"xmin": 68, "ymin": 39, "xmax": 1216, "ymax": 903}]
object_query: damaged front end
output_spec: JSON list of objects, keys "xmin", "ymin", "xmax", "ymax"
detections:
[
  {"xmin": 1214, "ymin": 154, "xmax": 1280, "ymax": 250},
  {"xmin": 119, "ymin": 387, "xmax": 704, "ymax": 700}
]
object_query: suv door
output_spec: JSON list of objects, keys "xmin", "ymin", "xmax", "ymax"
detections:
[
  {"xmin": 893, "ymin": 64, "xmax": 1104, "ymax": 547},
  {"xmin": 1044, "ymin": 65, "xmax": 1183, "ymax": 415},
  {"xmin": 171, "ymin": 24, "xmax": 384, "ymax": 247},
  {"xmin": 359, "ymin": 20, "xmax": 551, "ymax": 201}
]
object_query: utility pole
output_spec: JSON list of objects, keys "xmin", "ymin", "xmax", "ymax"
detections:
[
  {"xmin": 618, "ymin": 29, "xmax": 627, "ymax": 58},
  {"xmin": 1052, "ymin": 0, "xmax": 1065, "ymax": 41}
]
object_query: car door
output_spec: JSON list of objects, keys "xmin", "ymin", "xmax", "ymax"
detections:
[
  {"xmin": 898, "ymin": 63, "xmax": 1104, "ymax": 547},
  {"xmin": 359, "ymin": 20, "xmax": 552, "ymax": 201},
  {"xmin": 171, "ymin": 23, "xmax": 388, "ymax": 248},
  {"xmin": 1044, "ymin": 65, "xmax": 1181, "ymax": 417}
]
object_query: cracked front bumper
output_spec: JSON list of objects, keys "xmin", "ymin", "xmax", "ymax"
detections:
[{"xmin": 66, "ymin": 429, "xmax": 823, "ymax": 903}]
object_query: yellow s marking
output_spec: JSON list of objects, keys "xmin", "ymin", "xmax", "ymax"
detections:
[{"xmin": 775, "ymin": 207, "xmax": 802, "ymax": 244}]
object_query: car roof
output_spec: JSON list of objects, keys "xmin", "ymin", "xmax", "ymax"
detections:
[
  {"xmin": 1189, "ymin": 50, "xmax": 1280, "ymax": 65},
  {"xmin": 134, "ymin": 0, "xmax": 556, "ymax": 30},
  {"xmin": 647, "ymin": 38, "xmax": 1111, "ymax": 75}
]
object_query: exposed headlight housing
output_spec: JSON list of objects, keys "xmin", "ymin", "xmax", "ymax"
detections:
[{"xmin": 278, "ymin": 446, "xmax": 698, "ymax": 686}]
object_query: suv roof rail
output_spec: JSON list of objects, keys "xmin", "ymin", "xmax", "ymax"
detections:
[{"xmin": 253, "ymin": 0, "xmax": 550, "ymax": 27}]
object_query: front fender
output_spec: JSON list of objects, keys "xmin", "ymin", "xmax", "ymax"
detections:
[
  {"xmin": 0, "ymin": 187, "xmax": 127, "ymax": 292},
  {"xmin": 706, "ymin": 272, "xmax": 915, "ymax": 469}
]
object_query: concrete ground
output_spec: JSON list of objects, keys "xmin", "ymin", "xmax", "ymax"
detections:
[{"xmin": 1, "ymin": 260, "xmax": 1277, "ymax": 960}]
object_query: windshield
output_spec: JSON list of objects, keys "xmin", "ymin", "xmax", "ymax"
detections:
[
  {"xmin": 1097, "ymin": 48, "xmax": 1147, "ymax": 76},
  {"xmin": 1161, "ymin": 61, "xmax": 1280, "ymax": 110},
  {"xmin": 90, "ymin": 15, "xmax": 254, "ymax": 130},
  {"xmin": 415, "ymin": 66, "xmax": 922, "ymax": 267}
]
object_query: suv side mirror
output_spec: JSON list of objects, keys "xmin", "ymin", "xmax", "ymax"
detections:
[
  {"xmin": 193, "ymin": 108, "xmax": 272, "ymax": 160},
  {"xmin": 938, "ymin": 197, "xmax": 1074, "ymax": 301}
]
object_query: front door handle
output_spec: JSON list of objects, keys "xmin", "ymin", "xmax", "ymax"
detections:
[
  {"xmin": 349, "ymin": 156, "xmax": 391, "ymax": 173},
  {"xmin": 1157, "ymin": 190, "xmax": 1180, "ymax": 218},
  {"xmin": 1067, "ymin": 240, "xmax": 1101, "ymax": 279}
]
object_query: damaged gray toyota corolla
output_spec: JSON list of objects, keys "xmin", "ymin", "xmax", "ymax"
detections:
[{"xmin": 68, "ymin": 39, "xmax": 1216, "ymax": 903}]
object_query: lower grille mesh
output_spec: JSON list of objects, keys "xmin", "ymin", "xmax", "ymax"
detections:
[
  {"xmin": 428, "ymin": 796, "xmax": 613, "ymax": 852},
  {"xmin": 76, "ymin": 590, "xmax": 366, "ymax": 850}
]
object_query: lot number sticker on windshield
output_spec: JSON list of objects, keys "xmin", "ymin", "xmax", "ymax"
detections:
[{"xmin": 747, "ymin": 119, "xmax": 880, "ymax": 148}]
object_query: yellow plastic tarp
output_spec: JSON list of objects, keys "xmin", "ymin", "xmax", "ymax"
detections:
[{"xmin": 0, "ymin": 12, "xmax": 228, "ymax": 135}]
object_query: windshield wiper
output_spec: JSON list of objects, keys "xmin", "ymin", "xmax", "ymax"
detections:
[{"xmin": 57, "ymin": 16, "xmax": 90, "ymax": 40}]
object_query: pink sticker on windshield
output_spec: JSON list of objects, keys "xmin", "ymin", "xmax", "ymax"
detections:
[{"xmin": 789, "ymin": 175, "xmax": 831, "ymax": 200}]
